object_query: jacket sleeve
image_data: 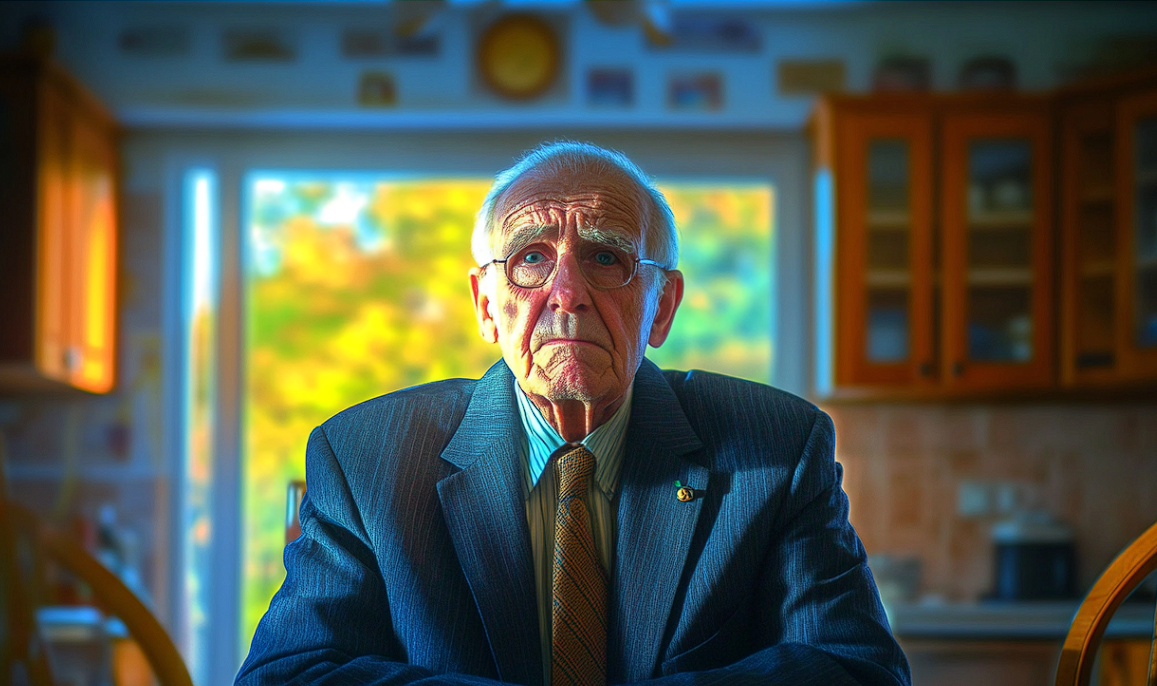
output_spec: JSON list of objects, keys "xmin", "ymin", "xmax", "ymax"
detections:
[
  {"xmin": 234, "ymin": 425, "xmax": 507, "ymax": 686},
  {"xmin": 629, "ymin": 411, "xmax": 911, "ymax": 686}
]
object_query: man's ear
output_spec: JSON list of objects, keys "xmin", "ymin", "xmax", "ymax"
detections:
[
  {"xmin": 469, "ymin": 268, "xmax": 499, "ymax": 344},
  {"xmin": 648, "ymin": 270, "xmax": 684, "ymax": 348}
]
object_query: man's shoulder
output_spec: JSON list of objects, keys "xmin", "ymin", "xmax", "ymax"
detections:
[
  {"xmin": 653, "ymin": 367, "xmax": 829, "ymax": 453},
  {"xmin": 658, "ymin": 367, "xmax": 820, "ymax": 418}
]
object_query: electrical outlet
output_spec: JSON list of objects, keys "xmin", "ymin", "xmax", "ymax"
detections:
[{"xmin": 957, "ymin": 480, "xmax": 992, "ymax": 518}]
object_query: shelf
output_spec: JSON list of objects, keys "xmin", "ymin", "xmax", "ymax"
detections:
[
  {"xmin": 1079, "ymin": 185, "xmax": 1114, "ymax": 204},
  {"xmin": 968, "ymin": 210, "xmax": 1034, "ymax": 228},
  {"xmin": 1079, "ymin": 260, "xmax": 1116, "ymax": 278},
  {"xmin": 866, "ymin": 210, "xmax": 911, "ymax": 228},
  {"xmin": 1075, "ymin": 351, "xmax": 1115, "ymax": 370},
  {"xmin": 866, "ymin": 269, "xmax": 912, "ymax": 288},
  {"xmin": 1137, "ymin": 254, "xmax": 1157, "ymax": 270},
  {"xmin": 967, "ymin": 267, "xmax": 1033, "ymax": 286}
]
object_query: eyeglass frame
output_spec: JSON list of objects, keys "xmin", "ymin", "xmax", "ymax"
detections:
[{"xmin": 478, "ymin": 244, "xmax": 668, "ymax": 290}]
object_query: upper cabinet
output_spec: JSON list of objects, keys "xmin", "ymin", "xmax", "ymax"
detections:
[
  {"xmin": 816, "ymin": 69, "xmax": 1157, "ymax": 399},
  {"xmin": 940, "ymin": 103, "xmax": 1054, "ymax": 392},
  {"xmin": 1057, "ymin": 68, "xmax": 1157, "ymax": 389},
  {"xmin": 814, "ymin": 95, "xmax": 1054, "ymax": 397},
  {"xmin": 826, "ymin": 102, "xmax": 936, "ymax": 390},
  {"xmin": 0, "ymin": 55, "xmax": 118, "ymax": 394},
  {"xmin": 1120, "ymin": 90, "xmax": 1157, "ymax": 379}
]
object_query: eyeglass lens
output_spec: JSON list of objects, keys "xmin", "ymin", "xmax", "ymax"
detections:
[{"xmin": 507, "ymin": 243, "xmax": 637, "ymax": 289}]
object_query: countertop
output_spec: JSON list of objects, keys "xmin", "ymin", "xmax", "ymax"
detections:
[{"xmin": 888, "ymin": 600, "xmax": 1155, "ymax": 640}]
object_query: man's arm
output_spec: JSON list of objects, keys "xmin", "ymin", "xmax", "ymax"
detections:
[
  {"xmin": 234, "ymin": 426, "xmax": 507, "ymax": 686},
  {"xmin": 626, "ymin": 411, "xmax": 910, "ymax": 686}
]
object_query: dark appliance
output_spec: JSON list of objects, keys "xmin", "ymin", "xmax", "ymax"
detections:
[{"xmin": 990, "ymin": 511, "xmax": 1077, "ymax": 601}]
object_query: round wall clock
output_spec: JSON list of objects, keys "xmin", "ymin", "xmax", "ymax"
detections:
[{"xmin": 477, "ymin": 14, "xmax": 560, "ymax": 100}]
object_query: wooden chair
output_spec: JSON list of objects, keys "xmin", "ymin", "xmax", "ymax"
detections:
[
  {"xmin": 1056, "ymin": 520, "xmax": 1157, "ymax": 686},
  {"xmin": 0, "ymin": 455, "xmax": 193, "ymax": 686}
]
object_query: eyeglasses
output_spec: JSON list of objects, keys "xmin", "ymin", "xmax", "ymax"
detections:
[{"xmin": 480, "ymin": 242, "xmax": 666, "ymax": 290}]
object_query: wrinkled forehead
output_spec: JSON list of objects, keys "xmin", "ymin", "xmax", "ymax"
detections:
[{"xmin": 491, "ymin": 165, "xmax": 650, "ymax": 252}]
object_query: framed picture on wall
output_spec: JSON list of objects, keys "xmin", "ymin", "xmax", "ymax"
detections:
[
  {"xmin": 586, "ymin": 68, "xmax": 633, "ymax": 107},
  {"xmin": 668, "ymin": 72, "xmax": 723, "ymax": 111},
  {"xmin": 358, "ymin": 71, "xmax": 397, "ymax": 107}
]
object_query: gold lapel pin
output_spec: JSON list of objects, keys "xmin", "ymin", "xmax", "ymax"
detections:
[{"xmin": 674, "ymin": 480, "xmax": 696, "ymax": 502}]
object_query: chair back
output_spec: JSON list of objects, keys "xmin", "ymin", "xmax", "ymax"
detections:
[
  {"xmin": 0, "ymin": 445, "xmax": 55, "ymax": 686},
  {"xmin": 1055, "ymin": 520, "xmax": 1157, "ymax": 686},
  {"xmin": 0, "ymin": 452, "xmax": 194, "ymax": 686}
]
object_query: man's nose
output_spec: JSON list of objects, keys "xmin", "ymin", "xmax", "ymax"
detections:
[{"xmin": 547, "ymin": 252, "xmax": 592, "ymax": 313}]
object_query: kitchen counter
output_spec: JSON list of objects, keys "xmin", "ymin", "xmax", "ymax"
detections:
[{"xmin": 888, "ymin": 600, "xmax": 1154, "ymax": 640}]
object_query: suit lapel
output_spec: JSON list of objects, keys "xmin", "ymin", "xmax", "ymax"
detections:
[
  {"xmin": 610, "ymin": 360, "xmax": 708, "ymax": 684},
  {"xmin": 437, "ymin": 361, "xmax": 543, "ymax": 686}
]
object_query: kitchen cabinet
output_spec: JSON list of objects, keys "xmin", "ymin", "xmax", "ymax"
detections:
[
  {"xmin": 902, "ymin": 639, "xmax": 1059, "ymax": 686},
  {"xmin": 813, "ymin": 94, "xmax": 1053, "ymax": 396},
  {"xmin": 0, "ymin": 55, "xmax": 118, "ymax": 393},
  {"xmin": 1121, "ymin": 89, "xmax": 1157, "ymax": 379},
  {"xmin": 891, "ymin": 602, "xmax": 1155, "ymax": 686},
  {"xmin": 1058, "ymin": 67, "xmax": 1157, "ymax": 388}
]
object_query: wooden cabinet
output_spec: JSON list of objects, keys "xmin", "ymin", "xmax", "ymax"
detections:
[
  {"xmin": 941, "ymin": 106, "xmax": 1054, "ymax": 392},
  {"xmin": 902, "ymin": 639, "xmax": 1060, "ymax": 686},
  {"xmin": 0, "ymin": 55, "xmax": 118, "ymax": 393},
  {"xmin": 814, "ymin": 95, "xmax": 1054, "ymax": 396},
  {"xmin": 1120, "ymin": 89, "xmax": 1157, "ymax": 379},
  {"xmin": 1058, "ymin": 68, "xmax": 1157, "ymax": 388}
]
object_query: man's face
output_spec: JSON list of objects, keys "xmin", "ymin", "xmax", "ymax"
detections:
[{"xmin": 469, "ymin": 165, "xmax": 682, "ymax": 408}]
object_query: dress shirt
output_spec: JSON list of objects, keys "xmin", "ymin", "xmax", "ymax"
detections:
[{"xmin": 513, "ymin": 376, "xmax": 633, "ymax": 686}]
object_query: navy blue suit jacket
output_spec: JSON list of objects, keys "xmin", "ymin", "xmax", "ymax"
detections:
[{"xmin": 237, "ymin": 360, "xmax": 911, "ymax": 685}]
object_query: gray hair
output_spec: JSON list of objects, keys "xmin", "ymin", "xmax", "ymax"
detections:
[{"xmin": 471, "ymin": 142, "xmax": 679, "ymax": 277}]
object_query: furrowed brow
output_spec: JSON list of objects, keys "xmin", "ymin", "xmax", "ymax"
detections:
[
  {"xmin": 498, "ymin": 224, "xmax": 555, "ymax": 257},
  {"xmin": 577, "ymin": 226, "xmax": 637, "ymax": 254}
]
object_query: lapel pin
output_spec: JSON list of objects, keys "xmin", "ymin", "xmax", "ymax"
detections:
[{"xmin": 674, "ymin": 480, "xmax": 696, "ymax": 503}]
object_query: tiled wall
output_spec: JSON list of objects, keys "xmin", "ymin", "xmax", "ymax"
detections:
[{"xmin": 827, "ymin": 402, "xmax": 1157, "ymax": 602}]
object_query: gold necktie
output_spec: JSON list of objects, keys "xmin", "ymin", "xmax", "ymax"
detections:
[{"xmin": 552, "ymin": 445, "xmax": 607, "ymax": 686}]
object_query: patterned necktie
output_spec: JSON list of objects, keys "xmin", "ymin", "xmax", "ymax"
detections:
[{"xmin": 552, "ymin": 444, "xmax": 607, "ymax": 686}]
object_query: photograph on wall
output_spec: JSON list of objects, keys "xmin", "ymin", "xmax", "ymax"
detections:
[
  {"xmin": 118, "ymin": 25, "xmax": 191, "ymax": 58},
  {"xmin": 341, "ymin": 27, "xmax": 439, "ymax": 58},
  {"xmin": 647, "ymin": 14, "xmax": 761, "ymax": 53},
  {"xmin": 667, "ymin": 72, "xmax": 723, "ymax": 111},
  {"xmin": 358, "ymin": 71, "xmax": 397, "ymax": 107},
  {"xmin": 223, "ymin": 28, "xmax": 296, "ymax": 61},
  {"xmin": 586, "ymin": 68, "xmax": 633, "ymax": 107}
]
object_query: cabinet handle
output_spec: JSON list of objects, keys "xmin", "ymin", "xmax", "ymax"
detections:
[
  {"xmin": 952, "ymin": 361, "xmax": 964, "ymax": 377},
  {"xmin": 63, "ymin": 347, "xmax": 82, "ymax": 372},
  {"xmin": 919, "ymin": 362, "xmax": 933, "ymax": 377}
]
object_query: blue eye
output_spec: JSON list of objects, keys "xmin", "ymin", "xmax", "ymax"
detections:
[
  {"xmin": 523, "ymin": 251, "xmax": 547, "ymax": 264},
  {"xmin": 594, "ymin": 251, "xmax": 618, "ymax": 266}
]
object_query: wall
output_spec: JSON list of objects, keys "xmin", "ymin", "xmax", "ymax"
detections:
[
  {"xmin": 3, "ymin": 1, "xmax": 1157, "ymax": 128},
  {"xmin": 829, "ymin": 402, "xmax": 1157, "ymax": 601}
]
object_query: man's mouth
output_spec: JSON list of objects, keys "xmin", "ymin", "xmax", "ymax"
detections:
[{"xmin": 539, "ymin": 338, "xmax": 601, "ymax": 349}]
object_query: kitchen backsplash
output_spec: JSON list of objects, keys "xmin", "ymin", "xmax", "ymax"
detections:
[{"xmin": 827, "ymin": 402, "xmax": 1157, "ymax": 602}]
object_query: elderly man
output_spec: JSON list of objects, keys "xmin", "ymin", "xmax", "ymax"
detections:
[{"xmin": 237, "ymin": 142, "xmax": 910, "ymax": 686}]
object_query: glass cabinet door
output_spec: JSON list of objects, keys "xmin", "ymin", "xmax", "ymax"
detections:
[
  {"xmin": 1133, "ymin": 117, "xmax": 1157, "ymax": 348},
  {"xmin": 941, "ymin": 108, "xmax": 1054, "ymax": 389},
  {"xmin": 835, "ymin": 112, "xmax": 934, "ymax": 386},
  {"xmin": 1060, "ymin": 101, "xmax": 1117, "ymax": 385},
  {"xmin": 1119, "ymin": 90, "xmax": 1157, "ymax": 378}
]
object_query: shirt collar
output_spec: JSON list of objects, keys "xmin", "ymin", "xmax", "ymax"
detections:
[{"xmin": 513, "ymin": 374, "xmax": 633, "ymax": 500}]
